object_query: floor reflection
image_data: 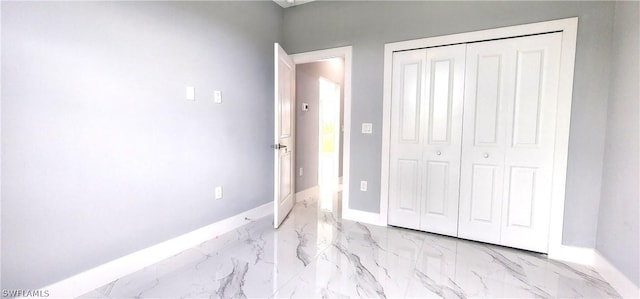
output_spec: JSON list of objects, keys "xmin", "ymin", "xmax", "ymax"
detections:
[{"xmin": 81, "ymin": 189, "xmax": 620, "ymax": 298}]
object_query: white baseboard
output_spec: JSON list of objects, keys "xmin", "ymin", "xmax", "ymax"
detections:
[
  {"xmin": 295, "ymin": 185, "xmax": 319, "ymax": 202},
  {"xmin": 549, "ymin": 245, "xmax": 639, "ymax": 298},
  {"xmin": 342, "ymin": 207, "xmax": 385, "ymax": 226},
  {"xmin": 42, "ymin": 202, "xmax": 274, "ymax": 299},
  {"xmin": 593, "ymin": 250, "xmax": 640, "ymax": 298},
  {"xmin": 548, "ymin": 244, "xmax": 596, "ymax": 265}
]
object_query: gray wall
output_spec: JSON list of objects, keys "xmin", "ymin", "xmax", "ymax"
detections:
[
  {"xmin": 295, "ymin": 60, "xmax": 345, "ymax": 192},
  {"xmin": 283, "ymin": 1, "xmax": 615, "ymax": 248},
  {"xmin": 1, "ymin": 1, "xmax": 282, "ymax": 290},
  {"xmin": 596, "ymin": 1, "xmax": 640, "ymax": 287}
]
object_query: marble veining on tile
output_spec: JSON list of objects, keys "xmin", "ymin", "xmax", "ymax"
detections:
[{"xmin": 79, "ymin": 190, "xmax": 621, "ymax": 299}]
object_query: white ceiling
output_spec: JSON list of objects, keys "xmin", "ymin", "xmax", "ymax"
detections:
[{"xmin": 273, "ymin": 0, "xmax": 316, "ymax": 9}]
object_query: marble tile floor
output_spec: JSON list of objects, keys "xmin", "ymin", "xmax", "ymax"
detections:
[{"xmin": 80, "ymin": 192, "xmax": 621, "ymax": 298}]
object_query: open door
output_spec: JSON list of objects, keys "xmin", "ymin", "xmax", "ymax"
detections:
[{"xmin": 273, "ymin": 43, "xmax": 295, "ymax": 228}]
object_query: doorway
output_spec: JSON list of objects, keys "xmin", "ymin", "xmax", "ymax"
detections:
[{"xmin": 291, "ymin": 46, "xmax": 352, "ymax": 216}]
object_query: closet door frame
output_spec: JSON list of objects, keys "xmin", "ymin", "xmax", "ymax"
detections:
[{"xmin": 380, "ymin": 17, "xmax": 578, "ymax": 259}]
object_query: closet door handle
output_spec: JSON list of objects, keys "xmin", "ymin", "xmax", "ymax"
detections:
[
  {"xmin": 436, "ymin": 151, "xmax": 442, "ymax": 156},
  {"xmin": 483, "ymin": 153, "xmax": 490, "ymax": 158}
]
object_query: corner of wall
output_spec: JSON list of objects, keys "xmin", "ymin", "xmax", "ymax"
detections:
[{"xmin": 593, "ymin": 250, "xmax": 640, "ymax": 298}]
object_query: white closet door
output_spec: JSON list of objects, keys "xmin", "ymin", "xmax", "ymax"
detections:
[
  {"xmin": 419, "ymin": 45, "xmax": 465, "ymax": 236},
  {"xmin": 388, "ymin": 45, "xmax": 465, "ymax": 236},
  {"xmin": 459, "ymin": 33, "xmax": 562, "ymax": 252},
  {"xmin": 458, "ymin": 39, "xmax": 515, "ymax": 244},
  {"xmin": 499, "ymin": 33, "xmax": 562, "ymax": 253},
  {"xmin": 388, "ymin": 49, "xmax": 427, "ymax": 230}
]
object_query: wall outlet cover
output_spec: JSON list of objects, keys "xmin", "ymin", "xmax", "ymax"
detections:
[{"xmin": 362, "ymin": 123, "xmax": 373, "ymax": 134}]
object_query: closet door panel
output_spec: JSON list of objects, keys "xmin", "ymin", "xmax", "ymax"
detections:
[
  {"xmin": 500, "ymin": 33, "xmax": 562, "ymax": 253},
  {"xmin": 458, "ymin": 40, "xmax": 515, "ymax": 243},
  {"xmin": 419, "ymin": 45, "xmax": 465, "ymax": 237},
  {"xmin": 388, "ymin": 49, "xmax": 427, "ymax": 230}
]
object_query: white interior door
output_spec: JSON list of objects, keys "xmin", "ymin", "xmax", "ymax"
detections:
[
  {"xmin": 458, "ymin": 33, "xmax": 562, "ymax": 252},
  {"xmin": 418, "ymin": 45, "xmax": 465, "ymax": 237},
  {"xmin": 274, "ymin": 43, "xmax": 295, "ymax": 229},
  {"xmin": 499, "ymin": 33, "xmax": 561, "ymax": 252},
  {"xmin": 387, "ymin": 44, "xmax": 465, "ymax": 236},
  {"xmin": 457, "ymin": 40, "xmax": 514, "ymax": 244},
  {"xmin": 387, "ymin": 49, "xmax": 427, "ymax": 230}
]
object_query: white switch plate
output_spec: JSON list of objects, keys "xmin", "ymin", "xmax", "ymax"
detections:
[
  {"xmin": 186, "ymin": 86, "xmax": 195, "ymax": 101},
  {"xmin": 360, "ymin": 180, "xmax": 368, "ymax": 191},
  {"xmin": 214, "ymin": 90, "xmax": 222, "ymax": 104},
  {"xmin": 215, "ymin": 186, "xmax": 223, "ymax": 200},
  {"xmin": 362, "ymin": 123, "xmax": 373, "ymax": 134}
]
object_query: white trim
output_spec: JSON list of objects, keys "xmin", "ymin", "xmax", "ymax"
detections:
[
  {"xmin": 593, "ymin": 250, "xmax": 640, "ymax": 298},
  {"xmin": 42, "ymin": 202, "xmax": 274, "ymax": 298},
  {"xmin": 380, "ymin": 18, "xmax": 579, "ymax": 255},
  {"xmin": 290, "ymin": 46, "xmax": 355, "ymax": 224},
  {"xmin": 295, "ymin": 185, "xmax": 320, "ymax": 202},
  {"xmin": 549, "ymin": 246, "xmax": 639, "ymax": 297},
  {"xmin": 549, "ymin": 244, "xmax": 596, "ymax": 265},
  {"xmin": 342, "ymin": 208, "xmax": 386, "ymax": 226}
]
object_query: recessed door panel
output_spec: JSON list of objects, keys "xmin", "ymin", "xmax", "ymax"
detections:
[
  {"xmin": 401, "ymin": 63, "xmax": 421, "ymax": 143},
  {"xmin": 398, "ymin": 159, "xmax": 420, "ymax": 211},
  {"xmin": 474, "ymin": 55, "xmax": 502, "ymax": 146},
  {"xmin": 470, "ymin": 165, "xmax": 498, "ymax": 222},
  {"xmin": 512, "ymin": 50, "xmax": 543, "ymax": 147},
  {"xmin": 280, "ymin": 66, "xmax": 292, "ymax": 138},
  {"xmin": 280, "ymin": 152, "xmax": 292, "ymax": 202},
  {"xmin": 429, "ymin": 60, "xmax": 452, "ymax": 143},
  {"xmin": 424, "ymin": 161, "xmax": 449, "ymax": 215},
  {"xmin": 505, "ymin": 166, "xmax": 537, "ymax": 228},
  {"xmin": 459, "ymin": 163, "xmax": 503, "ymax": 243}
]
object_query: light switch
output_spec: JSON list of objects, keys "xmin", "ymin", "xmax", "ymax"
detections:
[
  {"xmin": 214, "ymin": 90, "xmax": 222, "ymax": 104},
  {"xmin": 215, "ymin": 186, "xmax": 223, "ymax": 200},
  {"xmin": 362, "ymin": 123, "xmax": 373, "ymax": 134},
  {"xmin": 186, "ymin": 86, "xmax": 195, "ymax": 101}
]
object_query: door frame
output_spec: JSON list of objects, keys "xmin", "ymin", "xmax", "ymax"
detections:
[
  {"xmin": 380, "ymin": 18, "xmax": 578, "ymax": 258},
  {"xmin": 290, "ymin": 46, "xmax": 353, "ymax": 217}
]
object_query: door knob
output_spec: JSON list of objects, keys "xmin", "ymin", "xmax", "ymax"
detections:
[
  {"xmin": 436, "ymin": 151, "xmax": 442, "ymax": 156},
  {"xmin": 271, "ymin": 144, "xmax": 287, "ymax": 150},
  {"xmin": 483, "ymin": 153, "xmax": 489, "ymax": 158}
]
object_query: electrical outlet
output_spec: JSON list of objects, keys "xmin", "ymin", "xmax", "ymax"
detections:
[
  {"xmin": 214, "ymin": 90, "xmax": 222, "ymax": 104},
  {"xmin": 362, "ymin": 123, "xmax": 373, "ymax": 134},
  {"xmin": 215, "ymin": 186, "xmax": 223, "ymax": 200},
  {"xmin": 299, "ymin": 168, "xmax": 304, "ymax": 176},
  {"xmin": 360, "ymin": 180, "xmax": 368, "ymax": 191}
]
